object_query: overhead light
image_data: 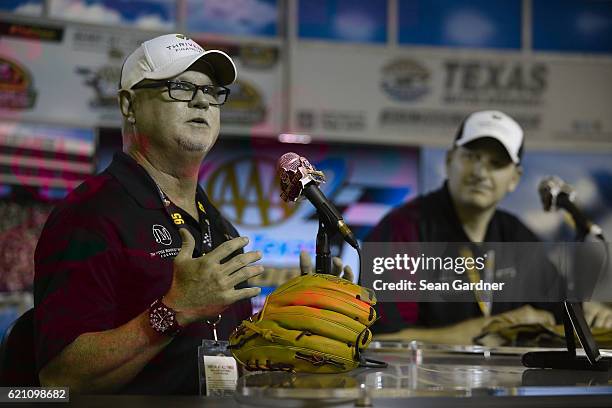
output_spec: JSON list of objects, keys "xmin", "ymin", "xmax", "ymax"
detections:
[{"xmin": 278, "ymin": 133, "xmax": 312, "ymax": 144}]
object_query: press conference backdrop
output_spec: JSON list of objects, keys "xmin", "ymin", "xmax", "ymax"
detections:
[{"xmin": 97, "ymin": 136, "xmax": 419, "ymax": 312}]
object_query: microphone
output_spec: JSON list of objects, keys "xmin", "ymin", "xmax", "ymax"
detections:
[
  {"xmin": 277, "ymin": 152, "xmax": 359, "ymax": 249},
  {"xmin": 538, "ymin": 176, "xmax": 603, "ymax": 239}
]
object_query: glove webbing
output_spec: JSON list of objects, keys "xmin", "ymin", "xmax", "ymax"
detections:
[
  {"xmin": 231, "ymin": 321, "xmax": 352, "ymax": 371},
  {"xmin": 242, "ymin": 320, "xmax": 279, "ymax": 342}
]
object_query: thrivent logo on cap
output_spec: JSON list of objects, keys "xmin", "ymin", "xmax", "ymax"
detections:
[{"xmin": 163, "ymin": 36, "xmax": 203, "ymax": 54}]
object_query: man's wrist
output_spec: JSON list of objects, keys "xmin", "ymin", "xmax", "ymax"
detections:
[
  {"xmin": 148, "ymin": 297, "xmax": 185, "ymax": 336},
  {"xmin": 161, "ymin": 294, "xmax": 192, "ymax": 327},
  {"xmin": 173, "ymin": 310, "xmax": 191, "ymax": 327}
]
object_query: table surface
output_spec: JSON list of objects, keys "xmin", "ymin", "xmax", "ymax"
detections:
[
  {"xmin": 232, "ymin": 342, "xmax": 612, "ymax": 406},
  {"xmin": 26, "ymin": 342, "xmax": 612, "ymax": 408}
]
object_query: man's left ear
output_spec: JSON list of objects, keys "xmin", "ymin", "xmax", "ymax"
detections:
[
  {"xmin": 118, "ymin": 89, "xmax": 136, "ymax": 119},
  {"xmin": 508, "ymin": 165, "xmax": 523, "ymax": 192}
]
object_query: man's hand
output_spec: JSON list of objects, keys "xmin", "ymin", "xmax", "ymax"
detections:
[
  {"xmin": 583, "ymin": 302, "xmax": 612, "ymax": 329},
  {"xmin": 165, "ymin": 229, "xmax": 263, "ymax": 325},
  {"xmin": 487, "ymin": 304, "xmax": 556, "ymax": 326},
  {"xmin": 299, "ymin": 250, "xmax": 354, "ymax": 282},
  {"xmin": 375, "ymin": 305, "xmax": 556, "ymax": 345},
  {"xmin": 455, "ymin": 305, "xmax": 556, "ymax": 344}
]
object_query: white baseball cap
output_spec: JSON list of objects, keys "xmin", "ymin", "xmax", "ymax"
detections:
[
  {"xmin": 454, "ymin": 110, "xmax": 524, "ymax": 164},
  {"xmin": 119, "ymin": 33, "xmax": 237, "ymax": 90}
]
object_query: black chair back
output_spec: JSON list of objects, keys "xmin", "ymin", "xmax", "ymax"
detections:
[{"xmin": 0, "ymin": 308, "xmax": 39, "ymax": 386}]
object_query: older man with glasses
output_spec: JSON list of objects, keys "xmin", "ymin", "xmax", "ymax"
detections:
[{"xmin": 33, "ymin": 34, "xmax": 263, "ymax": 395}]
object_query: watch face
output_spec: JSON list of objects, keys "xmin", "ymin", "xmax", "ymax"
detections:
[{"xmin": 150, "ymin": 305, "xmax": 176, "ymax": 333}]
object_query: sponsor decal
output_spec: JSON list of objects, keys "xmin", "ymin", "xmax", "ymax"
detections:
[
  {"xmin": 206, "ymin": 156, "xmax": 298, "ymax": 227},
  {"xmin": 442, "ymin": 60, "xmax": 548, "ymax": 106},
  {"xmin": 239, "ymin": 45, "xmax": 278, "ymax": 69},
  {"xmin": 381, "ymin": 59, "xmax": 430, "ymax": 102},
  {"xmin": 0, "ymin": 57, "xmax": 37, "ymax": 109},
  {"xmin": 296, "ymin": 110, "xmax": 316, "ymax": 130},
  {"xmin": 72, "ymin": 29, "xmax": 144, "ymax": 54},
  {"xmin": 555, "ymin": 119, "xmax": 612, "ymax": 141},
  {"xmin": 192, "ymin": 40, "xmax": 279, "ymax": 70},
  {"xmin": 0, "ymin": 21, "xmax": 64, "ymax": 42},
  {"xmin": 76, "ymin": 47, "xmax": 123, "ymax": 109},
  {"xmin": 295, "ymin": 110, "xmax": 366, "ymax": 132},
  {"xmin": 222, "ymin": 80, "xmax": 266, "ymax": 125},
  {"xmin": 320, "ymin": 110, "xmax": 366, "ymax": 132},
  {"xmin": 379, "ymin": 109, "xmax": 541, "ymax": 131}
]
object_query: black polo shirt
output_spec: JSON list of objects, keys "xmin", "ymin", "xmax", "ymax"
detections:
[
  {"xmin": 34, "ymin": 152, "xmax": 252, "ymax": 394},
  {"xmin": 365, "ymin": 182, "xmax": 563, "ymax": 334}
]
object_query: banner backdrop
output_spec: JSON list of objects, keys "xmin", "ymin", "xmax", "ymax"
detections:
[
  {"xmin": 198, "ymin": 138, "xmax": 419, "ymax": 274},
  {"xmin": 290, "ymin": 43, "xmax": 612, "ymax": 148},
  {"xmin": 0, "ymin": 18, "xmax": 283, "ymax": 135}
]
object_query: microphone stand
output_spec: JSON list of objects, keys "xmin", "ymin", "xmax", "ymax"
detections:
[
  {"xmin": 522, "ymin": 230, "xmax": 611, "ymax": 371},
  {"xmin": 315, "ymin": 217, "xmax": 332, "ymax": 274},
  {"xmin": 557, "ymin": 193, "xmax": 591, "ymax": 241}
]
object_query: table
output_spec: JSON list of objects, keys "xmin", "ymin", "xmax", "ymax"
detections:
[{"xmin": 45, "ymin": 342, "xmax": 612, "ymax": 407}]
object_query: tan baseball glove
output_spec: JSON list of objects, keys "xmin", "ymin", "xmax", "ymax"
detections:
[{"xmin": 229, "ymin": 273, "xmax": 384, "ymax": 373}]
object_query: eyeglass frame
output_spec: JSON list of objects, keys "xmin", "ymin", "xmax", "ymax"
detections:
[{"xmin": 130, "ymin": 80, "xmax": 231, "ymax": 106}]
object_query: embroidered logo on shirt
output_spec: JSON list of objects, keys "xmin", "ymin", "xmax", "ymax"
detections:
[{"xmin": 152, "ymin": 224, "xmax": 172, "ymax": 245}]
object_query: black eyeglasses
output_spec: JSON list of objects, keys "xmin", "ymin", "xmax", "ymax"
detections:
[{"xmin": 131, "ymin": 80, "xmax": 230, "ymax": 105}]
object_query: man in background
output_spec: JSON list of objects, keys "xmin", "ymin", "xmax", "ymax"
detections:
[{"xmin": 366, "ymin": 110, "xmax": 612, "ymax": 343}]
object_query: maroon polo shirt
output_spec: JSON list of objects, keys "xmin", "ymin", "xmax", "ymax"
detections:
[{"xmin": 34, "ymin": 152, "xmax": 252, "ymax": 394}]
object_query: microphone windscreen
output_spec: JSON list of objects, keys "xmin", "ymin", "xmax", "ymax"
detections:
[
  {"xmin": 538, "ymin": 176, "xmax": 567, "ymax": 211},
  {"xmin": 277, "ymin": 152, "xmax": 301, "ymax": 173},
  {"xmin": 277, "ymin": 152, "xmax": 305, "ymax": 202},
  {"xmin": 538, "ymin": 177, "xmax": 555, "ymax": 211}
]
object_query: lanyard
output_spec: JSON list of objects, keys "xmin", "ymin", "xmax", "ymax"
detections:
[
  {"xmin": 207, "ymin": 314, "xmax": 222, "ymax": 342},
  {"xmin": 153, "ymin": 183, "xmax": 213, "ymax": 254},
  {"xmin": 459, "ymin": 246, "xmax": 495, "ymax": 318},
  {"xmin": 153, "ymin": 183, "xmax": 225, "ymax": 341}
]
